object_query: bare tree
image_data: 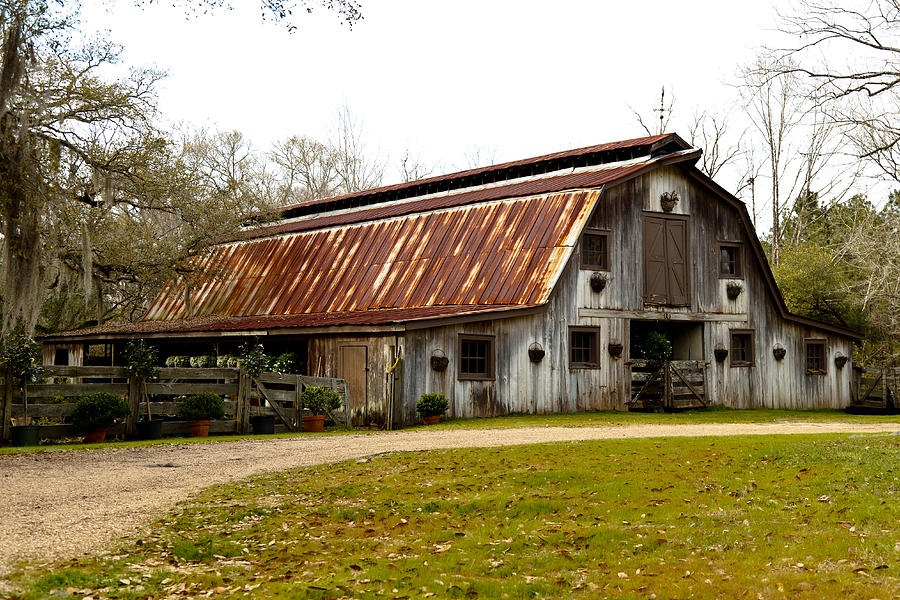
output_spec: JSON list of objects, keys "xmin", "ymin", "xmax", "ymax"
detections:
[
  {"xmin": 331, "ymin": 105, "xmax": 384, "ymax": 194},
  {"xmin": 462, "ymin": 145, "xmax": 498, "ymax": 170},
  {"xmin": 398, "ymin": 148, "xmax": 433, "ymax": 183},
  {"xmin": 773, "ymin": 0, "xmax": 900, "ymax": 179},
  {"xmin": 269, "ymin": 135, "xmax": 339, "ymax": 203},
  {"xmin": 741, "ymin": 57, "xmax": 810, "ymax": 265},
  {"xmin": 687, "ymin": 110, "xmax": 743, "ymax": 179}
]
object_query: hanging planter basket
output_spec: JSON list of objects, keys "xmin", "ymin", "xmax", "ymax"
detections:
[
  {"xmin": 834, "ymin": 353, "xmax": 848, "ymax": 369},
  {"xmin": 589, "ymin": 271, "xmax": 608, "ymax": 293},
  {"xmin": 430, "ymin": 350, "xmax": 449, "ymax": 372},
  {"xmin": 660, "ymin": 191, "xmax": 679, "ymax": 212},
  {"xmin": 528, "ymin": 342, "xmax": 545, "ymax": 363},
  {"xmin": 714, "ymin": 345, "xmax": 728, "ymax": 362},
  {"xmin": 726, "ymin": 281, "xmax": 743, "ymax": 300},
  {"xmin": 607, "ymin": 341, "xmax": 623, "ymax": 358},
  {"xmin": 773, "ymin": 345, "xmax": 786, "ymax": 361}
]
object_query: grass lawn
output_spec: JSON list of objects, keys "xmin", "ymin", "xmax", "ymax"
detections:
[
  {"xmin": 8, "ymin": 433, "xmax": 900, "ymax": 599},
  {"xmin": 2, "ymin": 407, "xmax": 899, "ymax": 455}
]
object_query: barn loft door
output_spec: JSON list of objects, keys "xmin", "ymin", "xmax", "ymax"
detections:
[
  {"xmin": 643, "ymin": 214, "xmax": 690, "ymax": 306},
  {"xmin": 340, "ymin": 345, "xmax": 369, "ymax": 427}
]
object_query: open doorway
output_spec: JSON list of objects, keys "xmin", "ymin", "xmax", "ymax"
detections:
[{"xmin": 629, "ymin": 320, "xmax": 704, "ymax": 360}]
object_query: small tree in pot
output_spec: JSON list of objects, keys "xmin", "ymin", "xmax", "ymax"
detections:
[
  {"xmin": 300, "ymin": 386, "xmax": 342, "ymax": 432},
  {"xmin": 72, "ymin": 392, "xmax": 131, "ymax": 444},
  {"xmin": 178, "ymin": 392, "xmax": 225, "ymax": 437},
  {"xmin": 416, "ymin": 393, "xmax": 449, "ymax": 425},
  {"xmin": 1, "ymin": 329, "xmax": 43, "ymax": 433}
]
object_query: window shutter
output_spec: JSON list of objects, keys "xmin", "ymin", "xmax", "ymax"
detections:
[{"xmin": 643, "ymin": 217, "xmax": 668, "ymax": 303}]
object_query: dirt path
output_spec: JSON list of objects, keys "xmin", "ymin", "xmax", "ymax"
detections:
[{"xmin": 2, "ymin": 421, "xmax": 898, "ymax": 579}]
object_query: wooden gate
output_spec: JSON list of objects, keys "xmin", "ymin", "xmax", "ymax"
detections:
[
  {"xmin": 851, "ymin": 366, "xmax": 898, "ymax": 410},
  {"xmin": 628, "ymin": 359, "xmax": 708, "ymax": 411}
]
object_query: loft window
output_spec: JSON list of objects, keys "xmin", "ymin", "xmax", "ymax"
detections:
[
  {"xmin": 569, "ymin": 327, "xmax": 600, "ymax": 368},
  {"xmin": 458, "ymin": 335, "xmax": 494, "ymax": 380},
  {"xmin": 718, "ymin": 243, "xmax": 742, "ymax": 278},
  {"xmin": 581, "ymin": 230, "xmax": 609, "ymax": 270},
  {"xmin": 730, "ymin": 330, "xmax": 754, "ymax": 366},
  {"xmin": 805, "ymin": 339, "xmax": 826, "ymax": 375}
]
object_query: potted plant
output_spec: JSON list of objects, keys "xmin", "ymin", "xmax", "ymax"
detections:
[
  {"xmin": 416, "ymin": 392, "xmax": 449, "ymax": 425},
  {"xmin": 639, "ymin": 331, "xmax": 672, "ymax": 367},
  {"xmin": 177, "ymin": 392, "xmax": 225, "ymax": 437},
  {"xmin": 1, "ymin": 330, "xmax": 43, "ymax": 446},
  {"xmin": 72, "ymin": 392, "xmax": 131, "ymax": 444},
  {"xmin": 300, "ymin": 386, "xmax": 342, "ymax": 432}
]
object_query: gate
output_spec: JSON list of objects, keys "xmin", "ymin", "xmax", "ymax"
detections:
[{"xmin": 627, "ymin": 359, "xmax": 708, "ymax": 411}]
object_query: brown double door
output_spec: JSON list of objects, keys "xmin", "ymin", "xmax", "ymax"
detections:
[{"xmin": 642, "ymin": 213, "xmax": 689, "ymax": 306}]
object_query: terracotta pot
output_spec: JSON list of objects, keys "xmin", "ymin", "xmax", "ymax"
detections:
[
  {"xmin": 422, "ymin": 415, "xmax": 441, "ymax": 425},
  {"xmin": 83, "ymin": 428, "xmax": 107, "ymax": 444},
  {"xmin": 302, "ymin": 414, "xmax": 325, "ymax": 433},
  {"xmin": 189, "ymin": 420, "xmax": 210, "ymax": 437}
]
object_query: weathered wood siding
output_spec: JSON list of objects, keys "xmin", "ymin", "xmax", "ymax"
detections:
[
  {"xmin": 308, "ymin": 334, "xmax": 400, "ymax": 427},
  {"xmin": 402, "ymin": 164, "xmax": 853, "ymax": 421}
]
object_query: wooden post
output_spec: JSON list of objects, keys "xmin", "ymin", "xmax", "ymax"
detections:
[
  {"xmin": 663, "ymin": 361, "xmax": 673, "ymax": 410},
  {"xmin": 1, "ymin": 374, "xmax": 13, "ymax": 442},
  {"xmin": 235, "ymin": 368, "xmax": 251, "ymax": 434},
  {"xmin": 125, "ymin": 375, "xmax": 143, "ymax": 438}
]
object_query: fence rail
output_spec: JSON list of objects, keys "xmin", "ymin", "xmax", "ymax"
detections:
[
  {"xmin": 851, "ymin": 366, "xmax": 898, "ymax": 409},
  {"xmin": 3, "ymin": 365, "xmax": 349, "ymax": 443}
]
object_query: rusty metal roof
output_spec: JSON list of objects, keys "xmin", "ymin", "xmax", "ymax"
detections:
[{"xmin": 144, "ymin": 188, "xmax": 603, "ymax": 324}]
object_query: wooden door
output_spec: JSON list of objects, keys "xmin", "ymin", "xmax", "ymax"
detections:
[
  {"xmin": 643, "ymin": 214, "xmax": 689, "ymax": 306},
  {"xmin": 340, "ymin": 345, "xmax": 369, "ymax": 426}
]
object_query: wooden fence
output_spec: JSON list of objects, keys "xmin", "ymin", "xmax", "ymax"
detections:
[
  {"xmin": 851, "ymin": 366, "xmax": 899, "ymax": 409},
  {"xmin": 3, "ymin": 365, "xmax": 349, "ymax": 442},
  {"xmin": 628, "ymin": 359, "xmax": 709, "ymax": 411}
]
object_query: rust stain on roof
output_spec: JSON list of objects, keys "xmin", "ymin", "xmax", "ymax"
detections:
[{"xmin": 145, "ymin": 188, "xmax": 602, "ymax": 324}]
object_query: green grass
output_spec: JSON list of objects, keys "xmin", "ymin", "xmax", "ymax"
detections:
[{"xmin": 7, "ymin": 433, "xmax": 900, "ymax": 599}]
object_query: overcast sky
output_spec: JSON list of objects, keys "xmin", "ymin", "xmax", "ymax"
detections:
[{"xmin": 80, "ymin": 0, "xmax": 881, "ymax": 233}]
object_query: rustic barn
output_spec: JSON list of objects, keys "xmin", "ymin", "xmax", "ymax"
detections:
[{"xmin": 42, "ymin": 133, "xmax": 860, "ymax": 427}]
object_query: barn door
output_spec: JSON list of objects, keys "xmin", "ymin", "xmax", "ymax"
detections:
[
  {"xmin": 643, "ymin": 214, "xmax": 690, "ymax": 306},
  {"xmin": 340, "ymin": 345, "xmax": 369, "ymax": 427}
]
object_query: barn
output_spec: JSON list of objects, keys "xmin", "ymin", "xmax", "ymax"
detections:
[{"xmin": 42, "ymin": 133, "xmax": 860, "ymax": 427}]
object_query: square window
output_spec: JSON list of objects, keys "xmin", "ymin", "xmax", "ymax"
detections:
[
  {"xmin": 581, "ymin": 230, "xmax": 609, "ymax": 270},
  {"xmin": 458, "ymin": 335, "xmax": 494, "ymax": 380},
  {"xmin": 730, "ymin": 330, "xmax": 754, "ymax": 366},
  {"xmin": 569, "ymin": 327, "xmax": 599, "ymax": 368},
  {"xmin": 805, "ymin": 339, "xmax": 826, "ymax": 374},
  {"xmin": 719, "ymin": 243, "xmax": 742, "ymax": 278}
]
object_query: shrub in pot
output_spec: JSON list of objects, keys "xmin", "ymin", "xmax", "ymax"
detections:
[
  {"xmin": 300, "ymin": 386, "xmax": 342, "ymax": 432},
  {"xmin": 72, "ymin": 392, "xmax": 130, "ymax": 444},
  {"xmin": 416, "ymin": 393, "xmax": 449, "ymax": 425},
  {"xmin": 177, "ymin": 392, "xmax": 225, "ymax": 437}
]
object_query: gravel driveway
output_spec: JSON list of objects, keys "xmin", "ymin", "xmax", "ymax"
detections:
[{"xmin": 2, "ymin": 421, "xmax": 898, "ymax": 579}]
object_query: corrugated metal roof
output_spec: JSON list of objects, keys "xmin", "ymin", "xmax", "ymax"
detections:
[{"xmin": 145, "ymin": 188, "xmax": 602, "ymax": 323}]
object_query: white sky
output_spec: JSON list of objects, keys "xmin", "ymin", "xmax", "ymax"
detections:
[{"xmin": 81, "ymin": 0, "xmax": 887, "ymax": 233}]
